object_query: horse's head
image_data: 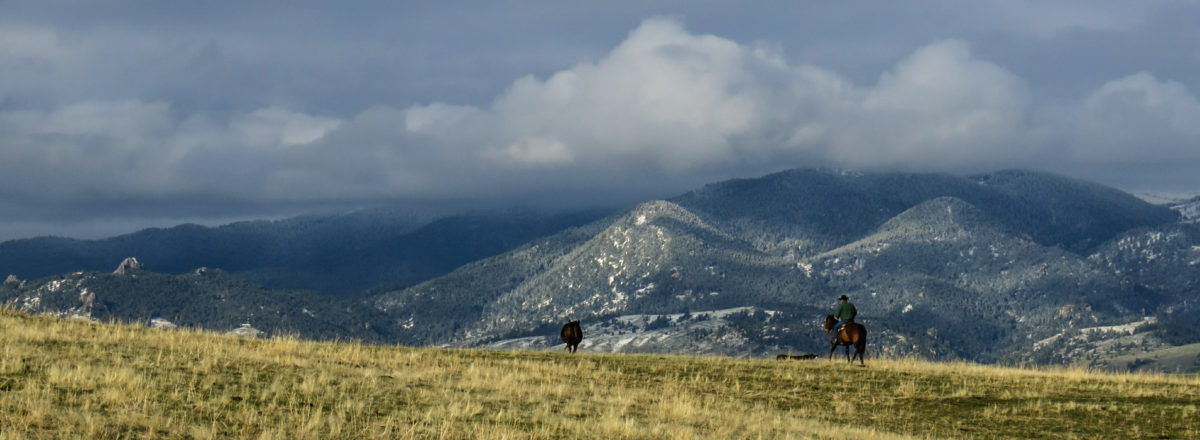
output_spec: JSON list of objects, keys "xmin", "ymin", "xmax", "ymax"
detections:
[{"xmin": 823, "ymin": 315, "xmax": 836, "ymax": 333}]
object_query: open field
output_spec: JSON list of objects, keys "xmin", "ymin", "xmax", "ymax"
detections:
[
  {"xmin": 1, "ymin": 308, "xmax": 1197, "ymax": 439},
  {"xmin": 1097, "ymin": 343, "xmax": 1200, "ymax": 374}
]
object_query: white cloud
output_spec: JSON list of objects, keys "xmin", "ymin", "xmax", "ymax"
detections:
[
  {"xmin": 401, "ymin": 20, "xmax": 1038, "ymax": 180},
  {"xmin": 381, "ymin": 18, "xmax": 1199, "ymax": 196},
  {"xmin": 1062, "ymin": 72, "xmax": 1200, "ymax": 174},
  {"xmin": 828, "ymin": 40, "xmax": 1033, "ymax": 168},
  {"xmin": 483, "ymin": 18, "xmax": 780, "ymax": 172},
  {"xmin": 233, "ymin": 107, "xmax": 342, "ymax": 148},
  {"xmin": 487, "ymin": 137, "xmax": 575, "ymax": 167}
]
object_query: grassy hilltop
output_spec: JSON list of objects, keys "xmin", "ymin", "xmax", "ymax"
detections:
[{"xmin": 1, "ymin": 309, "xmax": 1197, "ymax": 439}]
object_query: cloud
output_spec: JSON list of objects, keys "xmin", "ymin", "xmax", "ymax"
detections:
[
  {"xmin": 387, "ymin": 18, "xmax": 1199, "ymax": 193},
  {"xmin": 964, "ymin": 0, "xmax": 1155, "ymax": 36},
  {"xmin": 233, "ymin": 107, "xmax": 342, "ymax": 148},
  {"xmin": 11, "ymin": 100, "xmax": 173, "ymax": 139},
  {"xmin": 826, "ymin": 40, "xmax": 1033, "ymax": 168},
  {"xmin": 0, "ymin": 25, "xmax": 65, "ymax": 60},
  {"xmin": 401, "ymin": 20, "xmax": 1037, "ymax": 182},
  {"xmin": 0, "ymin": 100, "xmax": 175, "ymax": 200},
  {"xmin": 487, "ymin": 137, "xmax": 575, "ymax": 167},
  {"xmin": 0, "ymin": 100, "xmax": 346, "ymax": 205},
  {"xmin": 1073, "ymin": 72, "xmax": 1200, "ymax": 163},
  {"xmin": 1053, "ymin": 72, "xmax": 1200, "ymax": 189},
  {"xmin": 1, "ymin": 15, "xmax": 1199, "ymax": 240},
  {"xmin": 475, "ymin": 19, "xmax": 785, "ymax": 172}
]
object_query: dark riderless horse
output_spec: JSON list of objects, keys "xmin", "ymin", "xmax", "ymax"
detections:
[{"xmin": 560, "ymin": 321, "xmax": 583, "ymax": 353}]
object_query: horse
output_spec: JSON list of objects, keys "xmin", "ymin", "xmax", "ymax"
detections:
[
  {"xmin": 824, "ymin": 315, "xmax": 866, "ymax": 365},
  {"xmin": 560, "ymin": 320, "xmax": 583, "ymax": 353}
]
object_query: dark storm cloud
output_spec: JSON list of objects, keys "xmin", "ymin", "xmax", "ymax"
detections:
[{"xmin": 1, "ymin": 1, "xmax": 1198, "ymax": 240}]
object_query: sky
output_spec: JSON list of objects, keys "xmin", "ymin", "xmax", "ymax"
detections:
[{"xmin": 2, "ymin": 1, "xmax": 1199, "ymax": 240}]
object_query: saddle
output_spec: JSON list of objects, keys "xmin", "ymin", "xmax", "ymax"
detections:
[{"xmin": 831, "ymin": 321, "xmax": 854, "ymax": 343}]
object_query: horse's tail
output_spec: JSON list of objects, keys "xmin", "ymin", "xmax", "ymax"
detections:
[{"xmin": 856, "ymin": 325, "xmax": 868, "ymax": 361}]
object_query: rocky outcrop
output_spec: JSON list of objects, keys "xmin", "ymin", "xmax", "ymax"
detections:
[
  {"xmin": 228, "ymin": 323, "xmax": 265, "ymax": 338},
  {"xmin": 149, "ymin": 318, "xmax": 177, "ymax": 330},
  {"xmin": 113, "ymin": 257, "xmax": 143, "ymax": 276},
  {"xmin": 4, "ymin": 274, "xmax": 20, "ymax": 287},
  {"xmin": 78, "ymin": 289, "xmax": 95, "ymax": 315}
]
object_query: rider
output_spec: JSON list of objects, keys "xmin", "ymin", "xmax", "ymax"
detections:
[{"xmin": 831, "ymin": 294, "xmax": 857, "ymax": 342}]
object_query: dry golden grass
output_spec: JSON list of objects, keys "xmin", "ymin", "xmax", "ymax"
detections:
[{"xmin": 1, "ymin": 307, "xmax": 1196, "ymax": 439}]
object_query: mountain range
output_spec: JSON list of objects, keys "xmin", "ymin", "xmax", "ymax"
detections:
[
  {"xmin": 0, "ymin": 208, "xmax": 606, "ymax": 293},
  {"xmin": 3, "ymin": 169, "xmax": 1198, "ymax": 370}
]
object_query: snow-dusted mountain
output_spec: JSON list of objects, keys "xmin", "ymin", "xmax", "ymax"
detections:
[
  {"xmin": 0, "ymin": 209, "xmax": 606, "ymax": 293},
  {"xmin": 373, "ymin": 169, "xmax": 1197, "ymax": 367},
  {"xmin": 1172, "ymin": 197, "xmax": 1200, "ymax": 223},
  {"xmin": 5, "ymin": 168, "xmax": 1198, "ymax": 370},
  {"xmin": 0, "ymin": 261, "xmax": 392, "ymax": 342}
]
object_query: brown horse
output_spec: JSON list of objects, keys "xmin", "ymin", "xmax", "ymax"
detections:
[
  {"xmin": 560, "ymin": 321, "xmax": 583, "ymax": 353},
  {"xmin": 824, "ymin": 315, "xmax": 866, "ymax": 365}
]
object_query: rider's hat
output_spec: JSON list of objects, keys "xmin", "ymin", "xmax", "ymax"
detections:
[{"xmin": 838, "ymin": 294, "xmax": 849, "ymax": 301}]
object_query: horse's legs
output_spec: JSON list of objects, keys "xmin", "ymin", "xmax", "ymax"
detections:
[
  {"xmin": 828, "ymin": 343, "xmax": 837, "ymax": 360},
  {"xmin": 852, "ymin": 340, "xmax": 865, "ymax": 365},
  {"xmin": 843, "ymin": 344, "xmax": 851, "ymax": 362}
]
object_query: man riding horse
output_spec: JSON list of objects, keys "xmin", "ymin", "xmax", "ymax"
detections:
[
  {"xmin": 831, "ymin": 294, "xmax": 856, "ymax": 343},
  {"xmin": 825, "ymin": 294, "xmax": 867, "ymax": 365}
]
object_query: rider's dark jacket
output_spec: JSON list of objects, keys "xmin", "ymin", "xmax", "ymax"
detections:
[{"xmin": 834, "ymin": 301, "xmax": 857, "ymax": 322}]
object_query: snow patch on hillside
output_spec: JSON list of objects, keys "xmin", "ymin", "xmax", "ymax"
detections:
[
  {"xmin": 1033, "ymin": 316, "xmax": 1159, "ymax": 352},
  {"xmin": 1136, "ymin": 192, "xmax": 1200, "ymax": 222},
  {"xmin": 477, "ymin": 306, "xmax": 778, "ymax": 356},
  {"xmin": 1174, "ymin": 199, "xmax": 1200, "ymax": 222}
]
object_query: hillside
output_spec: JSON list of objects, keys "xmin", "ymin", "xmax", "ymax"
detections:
[
  {"xmin": 1, "ymin": 308, "xmax": 1197, "ymax": 439},
  {"xmin": 803, "ymin": 197, "xmax": 1144, "ymax": 362},
  {"xmin": 0, "ymin": 208, "xmax": 606, "ymax": 293},
  {"xmin": 0, "ymin": 262, "xmax": 391, "ymax": 343},
  {"xmin": 376, "ymin": 169, "xmax": 1196, "ymax": 367},
  {"xmin": 671, "ymin": 169, "xmax": 1178, "ymax": 255},
  {"xmin": 376, "ymin": 200, "xmax": 832, "ymax": 347},
  {"xmin": 1096, "ymin": 343, "xmax": 1200, "ymax": 373}
]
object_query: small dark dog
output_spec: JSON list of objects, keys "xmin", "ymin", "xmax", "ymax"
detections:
[{"xmin": 776, "ymin": 353, "xmax": 818, "ymax": 360}]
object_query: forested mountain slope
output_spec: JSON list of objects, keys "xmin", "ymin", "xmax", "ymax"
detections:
[
  {"xmin": 376, "ymin": 169, "xmax": 1195, "ymax": 366},
  {"xmin": 0, "ymin": 209, "xmax": 606, "ymax": 293}
]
